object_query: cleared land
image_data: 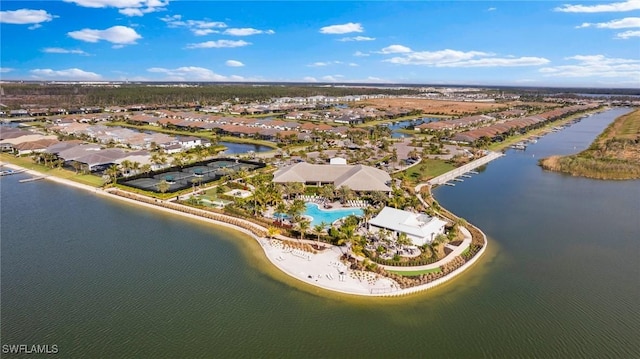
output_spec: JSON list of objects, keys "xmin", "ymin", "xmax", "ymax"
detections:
[
  {"xmin": 539, "ymin": 109, "xmax": 640, "ymax": 180},
  {"xmin": 355, "ymin": 98, "xmax": 509, "ymax": 116}
]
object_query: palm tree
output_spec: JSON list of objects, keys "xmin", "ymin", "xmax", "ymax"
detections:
[
  {"xmin": 275, "ymin": 202, "xmax": 287, "ymax": 218},
  {"xmin": 338, "ymin": 185, "xmax": 353, "ymax": 204},
  {"xmin": 431, "ymin": 233, "xmax": 448, "ymax": 260},
  {"xmin": 120, "ymin": 160, "xmax": 133, "ymax": 177},
  {"xmin": 287, "ymin": 199, "xmax": 306, "ymax": 222},
  {"xmin": 361, "ymin": 206, "xmax": 377, "ymax": 229},
  {"xmin": 131, "ymin": 161, "xmax": 141, "ymax": 176},
  {"xmin": 319, "ymin": 183, "xmax": 335, "ymax": 202},
  {"xmin": 297, "ymin": 219, "xmax": 310, "ymax": 241},
  {"xmin": 396, "ymin": 232, "xmax": 412, "ymax": 248},
  {"xmin": 140, "ymin": 163, "xmax": 152, "ymax": 175},
  {"xmin": 157, "ymin": 179, "xmax": 170, "ymax": 194},
  {"xmin": 313, "ymin": 224, "xmax": 325, "ymax": 247},
  {"xmin": 105, "ymin": 164, "xmax": 120, "ymax": 184}
]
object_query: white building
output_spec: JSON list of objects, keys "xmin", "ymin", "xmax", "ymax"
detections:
[{"xmin": 368, "ymin": 207, "xmax": 447, "ymax": 246}]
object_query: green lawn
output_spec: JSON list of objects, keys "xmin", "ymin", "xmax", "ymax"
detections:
[
  {"xmin": 396, "ymin": 158, "xmax": 455, "ymax": 184},
  {"xmin": 1, "ymin": 153, "xmax": 103, "ymax": 187},
  {"xmin": 386, "ymin": 267, "xmax": 442, "ymax": 276}
]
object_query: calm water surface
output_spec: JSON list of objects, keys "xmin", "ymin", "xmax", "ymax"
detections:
[
  {"xmin": 218, "ymin": 141, "xmax": 273, "ymax": 155},
  {"xmin": 2, "ymin": 108, "xmax": 639, "ymax": 358}
]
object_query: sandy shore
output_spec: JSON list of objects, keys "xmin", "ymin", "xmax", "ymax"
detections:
[{"xmin": 1, "ymin": 161, "xmax": 486, "ymax": 297}]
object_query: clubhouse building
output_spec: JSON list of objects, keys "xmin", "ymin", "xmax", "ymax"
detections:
[
  {"xmin": 368, "ymin": 207, "xmax": 447, "ymax": 246},
  {"xmin": 272, "ymin": 162, "xmax": 392, "ymax": 192}
]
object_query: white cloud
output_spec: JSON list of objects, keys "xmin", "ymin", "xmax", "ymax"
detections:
[
  {"xmin": 225, "ymin": 60, "xmax": 244, "ymax": 67},
  {"xmin": 322, "ymin": 75, "xmax": 344, "ymax": 82},
  {"xmin": 366, "ymin": 76, "xmax": 386, "ymax": 82},
  {"xmin": 379, "ymin": 44, "xmax": 412, "ymax": 54},
  {"xmin": 319, "ymin": 22, "xmax": 364, "ymax": 34},
  {"xmin": 64, "ymin": 0, "xmax": 169, "ymax": 17},
  {"xmin": 0, "ymin": 9, "xmax": 55, "ymax": 25},
  {"xmin": 308, "ymin": 62, "xmax": 330, "ymax": 67},
  {"xmin": 303, "ymin": 76, "xmax": 318, "ymax": 82},
  {"xmin": 0, "ymin": 67, "xmax": 15, "ymax": 73},
  {"xmin": 160, "ymin": 15, "xmax": 227, "ymax": 35},
  {"xmin": 577, "ymin": 17, "xmax": 640, "ymax": 28},
  {"xmin": 338, "ymin": 36, "xmax": 375, "ymax": 42},
  {"xmin": 147, "ymin": 66, "xmax": 241, "ymax": 81},
  {"xmin": 539, "ymin": 55, "xmax": 640, "ymax": 78},
  {"xmin": 353, "ymin": 51, "xmax": 370, "ymax": 57},
  {"xmin": 349, "ymin": 63, "xmax": 359, "ymax": 67},
  {"xmin": 223, "ymin": 28, "xmax": 275, "ymax": 36},
  {"xmin": 437, "ymin": 57, "xmax": 550, "ymax": 67},
  {"xmin": 307, "ymin": 61, "xmax": 344, "ymax": 67},
  {"xmin": 186, "ymin": 40, "xmax": 251, "ymax": 49},
  {"xmin": 192, "ymin": 29, "xmax": 216, "ymax": 36},
  {"xmin": 616, "ymin": 30, "xmax": 640, "ymax": 38},
  {"xmin": 487, "ymin": 7, "xmax": 497, "ymax": 11},
  {"xmin": 30, "ymin": 68, "xmax": 102, "ymax": 80},
  {"xmin": 42, "ymin": 47, "xmax": 89, "ymax": 55},
  {"xmin": 68, "ymin": 25, "xmax": 142, "ymax": 45},
  {"xmin": 554, "ymin": 0, "xmax": 640, "ymax": 13},
  {"xmin": 383, "ymin": 48, "xmax": 549, "ymax": 67}
]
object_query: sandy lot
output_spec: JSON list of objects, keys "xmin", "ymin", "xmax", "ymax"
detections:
[{"xmin": 356, "ymin": 98, "xmax": 510, "ymax": 116}]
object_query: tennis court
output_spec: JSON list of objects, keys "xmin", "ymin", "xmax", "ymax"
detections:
[{"xmin": 120, "ymin": 158, "xmax": 265, "ymax": 193}]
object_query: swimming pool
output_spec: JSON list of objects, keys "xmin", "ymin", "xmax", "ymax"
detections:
[{"xmin": 303, "ymin": 203, "xmax": 363, "ymax": 227}]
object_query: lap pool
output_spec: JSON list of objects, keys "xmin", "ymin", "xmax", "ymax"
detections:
[{"xmin": 303, "ymin": 203, "xmax": 363, "ymax": 227}]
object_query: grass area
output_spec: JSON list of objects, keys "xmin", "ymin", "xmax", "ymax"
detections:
[
  {"xmin": 1, "ymin": 153, "xmax": 103, "ymax": 187},
  {"xmin": 539, "ymin": 109, "xmax": 640, "ymax": 180},
  {"xmin": 394, "ymin": 128, "xmax": 419, "ymax": 135},
  {"xmin": 395, "ymin": 158, "xmax": 456, "ymax": 184},
  {"xmin": 595, "ymin": 108, "xmax": 640, "ymax": 142},
  {"xmin": 386, "ymin": 267, "xmax": 442, "ymax": 276}
]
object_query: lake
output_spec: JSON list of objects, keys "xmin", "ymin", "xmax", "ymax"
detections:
[{"xmin": 1, "ymin": 107, "xmax": 638, "ymax": 358}]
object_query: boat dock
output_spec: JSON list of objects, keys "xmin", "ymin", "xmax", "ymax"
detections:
[
  {"xmin": 19, "ymin": 176, "xmax": 47, "ymax": 183},
  {"xmin": 427, "ymin": 151, "xmax": 504, "ymax": 187}
]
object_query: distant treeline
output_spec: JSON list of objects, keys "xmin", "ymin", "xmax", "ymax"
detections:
[{"xmin": 1, "ymin": 83, "xmax": 421, "ymax": 107}]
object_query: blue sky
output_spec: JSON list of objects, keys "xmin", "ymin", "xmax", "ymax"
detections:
[{"xmin": 1, "ymin": 0, "xmax": 639, "ymax": 87}]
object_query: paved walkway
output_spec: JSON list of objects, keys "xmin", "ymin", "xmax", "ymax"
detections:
[{"xmin": 375, "ymin": 227, "xmax": 472, "ymax": 271}]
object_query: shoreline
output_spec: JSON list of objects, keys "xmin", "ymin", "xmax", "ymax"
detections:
[{"xmin": 1, "ymin": 161, "xmax": 488, "ymax": 297}]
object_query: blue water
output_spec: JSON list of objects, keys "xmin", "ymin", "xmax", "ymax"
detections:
[{"xmin": 303, "ymin": 203, "xmax": 363, "ymax": 226}]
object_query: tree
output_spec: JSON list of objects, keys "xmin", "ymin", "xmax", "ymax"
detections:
[
  {"xmin": 120, "ymin": 160, "xmax": 133, "ymax": 177},
  {"xmin": 105, "ymin": 164, "xmax": 120, "ymax": 184},
  {"xmin": 338, "ymin": 185, "xmax": 354, "ymax": 204},
  {"xmin": 431, "ymin": 233, "xmax": 448, "ymax": 259},
  {"xmin": 297, "ymin": 219, "xmax": 310, "ymax": 241},
  {"xmin": 287, "ymin": 199, "xmax": 306, "ymax": 222},
  {"xmin": 140, "ymin": 163, "xmax": 152, "ymax": 175},
  {"xmin": 313, "ymin": 223, "xmax": 325, "ymax": 248},
  {"xmin": 157, "ymin": 179, "xmax": 170, "ymax": 194},
  {"xmin": 267, "ymin": 226, "xmax": 280, "ymax": 239},
  {"xmin": 319, "ymin": 183, "xmax": 335, "ymax": 201},
  {"xmin": 396, "ymin": 232, "xmax": 412, "ymax": 247}
]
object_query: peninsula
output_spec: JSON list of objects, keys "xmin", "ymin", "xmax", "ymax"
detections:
[{"xmin": 539, "ymin": 109, "xmax": 640, "ymax": 180}]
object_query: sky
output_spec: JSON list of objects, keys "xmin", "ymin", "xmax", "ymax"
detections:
[{"xmin": 1, "ymin": 0, "xmax": 639, "ymax": 88}]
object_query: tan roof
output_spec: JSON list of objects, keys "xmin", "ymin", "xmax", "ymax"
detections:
[{"xmin": 272, "ymin": 163, "xmax": 391, "ymax": 192}]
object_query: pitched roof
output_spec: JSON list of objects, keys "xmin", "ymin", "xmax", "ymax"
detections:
[
  {"xmin": 272, "ymin": 162, "xmax": 391, "ymax": 191},
  {"xmin": 369, "ymin": 207, "xmax": 447, "ymax": 240}
]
